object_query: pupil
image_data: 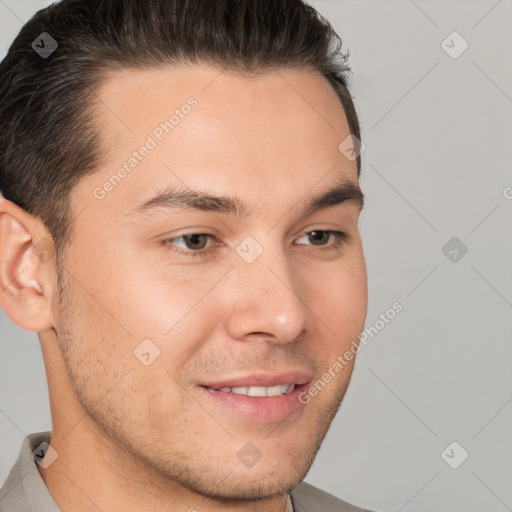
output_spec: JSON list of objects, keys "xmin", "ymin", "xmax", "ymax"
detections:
[
  {"xmin": 310, "ymin": 231, "xmax": 327, "ymax": 245},
  {"xmin": 186, "ymin": 234, "xmax": 206, "ymax": 249}
]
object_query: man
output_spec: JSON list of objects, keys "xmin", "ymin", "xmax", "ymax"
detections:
[{"xmin": 0, "ymin": 1, "xmax": 375, "ymax": 511}]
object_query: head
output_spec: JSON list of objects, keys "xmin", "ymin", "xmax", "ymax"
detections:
[{"xmin": 0, "ymin": 0, "xmax": 367, "ymax": 503}]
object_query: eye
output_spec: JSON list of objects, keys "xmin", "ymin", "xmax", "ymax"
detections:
[
  {"xmin": 161, "ymin": 229, "xmax": 350, "ymax": 258},
  {"xmin": 161, "ymin": 233, "xmax": 213, "ymax": 256},
  {"xmin": 295, "ymin": 230, "xmax": 349, "ymax": 249}
]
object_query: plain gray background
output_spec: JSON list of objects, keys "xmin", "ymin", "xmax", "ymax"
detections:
[{"xmin": 1, "ymin": 1, "xmax": 511, "ymax": 511}]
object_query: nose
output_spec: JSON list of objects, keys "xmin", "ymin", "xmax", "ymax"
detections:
[{"xmin": 224, "ymin": 243, "xmax": 308, "ymax": 345}]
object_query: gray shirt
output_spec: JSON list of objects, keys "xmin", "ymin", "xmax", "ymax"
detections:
[{"xmin": 0, "ymin": 432, "xmax": 375, "ymax": 512}]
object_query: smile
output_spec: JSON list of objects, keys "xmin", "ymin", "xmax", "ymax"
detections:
[{"xmin": 206, "ymin": 384, "xmax": 296, "ymax": 396}]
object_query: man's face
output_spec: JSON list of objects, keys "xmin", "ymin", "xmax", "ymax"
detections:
[{"xmin": 52, "ymin": 65, "xmax": 367, "ymax": 499}]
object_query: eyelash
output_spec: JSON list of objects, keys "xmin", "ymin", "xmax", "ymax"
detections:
[{"xmin": 160, "ymin": 230, "xmax": 350, "ymax": 258}]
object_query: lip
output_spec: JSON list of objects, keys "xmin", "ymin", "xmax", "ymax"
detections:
[
  {"xmin": 201, "ymin": 371, "xmax": 313, "ymax": 389},
  {"xmin": 198, "ymin": 371, "xmax": 313, "ymax": 423}
]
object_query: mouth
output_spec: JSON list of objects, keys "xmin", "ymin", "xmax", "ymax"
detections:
[
  {"xmin": 205, "ymin": 383, "xmax": 297, "ymax": 397},
  {"xmin": 198, "ymin": 371, "xmax": 312, "ymax": 423}
]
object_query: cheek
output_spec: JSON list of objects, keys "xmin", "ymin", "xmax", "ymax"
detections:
[
  {"xmin": 109, "ymin": 261, "xmax": 231, "ymax": 368},
  {"xmin": 58, "ymin": 276, "xmax": 195, "ymax": 417},
  {"xmin": 90, "ymin": 248, "xmax": 222, "ymax": 335},
  {"xmin": 310, "ymin": 250, "xmax": 367, "ymax": 341}
]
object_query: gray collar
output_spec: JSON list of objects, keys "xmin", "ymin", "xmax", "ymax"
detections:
[{"xmin": 0, "ymin": 431, "xmax": 61, "ymax": 511}]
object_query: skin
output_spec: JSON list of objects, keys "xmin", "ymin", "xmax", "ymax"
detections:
[{"xmin": 0, "ymin": 64, "xmax": 367, "ymax": 512}]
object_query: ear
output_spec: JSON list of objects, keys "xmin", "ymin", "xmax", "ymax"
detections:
[{"xmin": 0, "ymin": 196, "xmax": 57, "ymax": 332}]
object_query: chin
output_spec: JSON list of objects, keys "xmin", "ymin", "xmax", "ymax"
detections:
[
  {"xmin": 168, "ymin": 451, "xmax": 311, "ymax": 502},
  {"xmin": 184, "ymin": 471, "xmax": 302, "ymax": 502}
]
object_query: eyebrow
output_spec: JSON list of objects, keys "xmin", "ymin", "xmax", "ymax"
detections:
[{"xmin": 126, "ymin": 179, "xmax": 364, "ymax": 220}]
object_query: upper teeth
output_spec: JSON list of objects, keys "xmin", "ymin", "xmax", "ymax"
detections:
[{"xmin": 214, "ymin": 384, "xmax": 295, "ymax": 396}]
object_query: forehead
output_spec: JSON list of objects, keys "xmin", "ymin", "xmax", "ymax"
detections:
[
  {"xmin": 75, "ymin": 64, "xmax": 357, "ymax": 220},
  {"xmin": 96, "ymin": 64, "xmax": 347, "ymax": 128}
]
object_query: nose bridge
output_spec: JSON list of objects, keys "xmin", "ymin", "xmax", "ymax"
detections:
[{"xmin": 224, "ymin": 236, "xmax": 308, "ymax": 343}]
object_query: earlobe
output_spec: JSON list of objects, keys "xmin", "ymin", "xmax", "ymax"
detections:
[{"xmin": 0, "ymin": 197, "xmax": 56, "ymax": 332}]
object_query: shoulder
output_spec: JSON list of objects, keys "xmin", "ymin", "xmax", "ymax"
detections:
[{"xmin": 290, "ymin": 481, "xmax": 377, "ymax": 512}]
